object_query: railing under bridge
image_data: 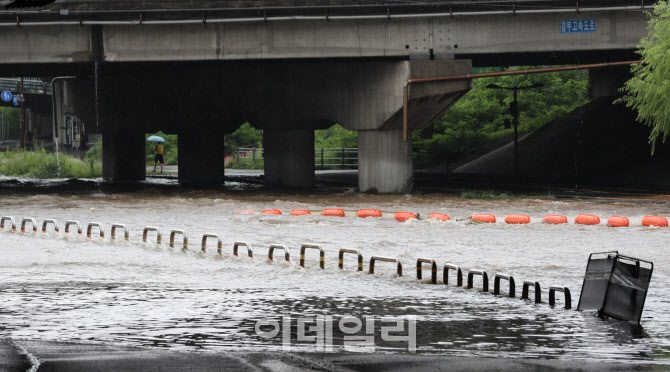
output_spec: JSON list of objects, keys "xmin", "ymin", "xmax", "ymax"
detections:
[{"xmin": 232, "ymin": 147, "xmax": 358, "ymax": 170}]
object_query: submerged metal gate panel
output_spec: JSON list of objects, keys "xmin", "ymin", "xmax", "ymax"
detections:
[
  {"xmin": 577, "ymin": 251, "xmax": 618, "ymax": 312},
  {"xmin": 577, "ymin": 251, "xmax": 653, "ymax": 325},
  {"xmin": 600, "ymin": 255, "xmax": 653, "ymax": 325}
]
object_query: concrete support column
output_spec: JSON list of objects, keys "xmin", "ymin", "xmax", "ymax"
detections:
[
  {"xmin": 358, "ymin": 129, "xmax": 412, "ymax": 193},
  {"xmin": 263, "ymin": 129, "xmax": 314, "ymax": 188},
  {"xmin": 178, "ymin": 130, "xmax": 225, "ymax": 187},
  {"xmin": 589, "ymin": 66, "xmax": 631, "ymax": 100},
  {"xmin": 102, "ymin": 123, "xmax": 146, "ymax": 181}
]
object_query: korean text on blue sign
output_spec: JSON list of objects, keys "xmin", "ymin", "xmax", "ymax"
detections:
[{"xmin": 560, "ymin": 19, "xmax": 596, "ymax": 34}]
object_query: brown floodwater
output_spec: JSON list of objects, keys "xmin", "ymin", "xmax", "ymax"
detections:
[{"xmin": 0, "ymin": 189, "xmax": 668, "ymax": 364}]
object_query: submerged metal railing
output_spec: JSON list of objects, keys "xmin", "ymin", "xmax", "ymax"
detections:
[
  {"xmin": 20, "ymin": 217, "xmax": 37, "ymax": 233},
  {"xmin": 268, "ymin": 244, "xmax": 290, "ymax": 262},
  {"xmin": 338, "ymin": 248, "xmax": 363, "ymax": 271},
  {"xmin": 467, "ymin": 269, "xmax": 489, "ymax": 292},
  {"xmin": 233, "ymin": 241, "xmax": 254, "ymax": 258},
  {"xmin": 86, "ymin": 222, "xmax": 104, "ymax": 238},
  {"xmin": 300, "ymin": 244, "xmax": 325, "ymax": 269},
  {"xmin": 1, "ymin": 216, "xmax": 16, "ymax": 231},
  {"xmin": 1, "ymin": 213, "xmax": 580, "ymax": 314},
  {"xmin": 142, "ymin": 226, "xmax": 162, "ymax": 245},
  {"xmin": 549, "ymin": 286, "xmax": 572, "ymax": 309},
  {"xmin": 493, "ymin": 273, "xmax": 515, "ymax": 298},
  {"xmin": 110, "ymin": 223, "xmax": 129, "ymax": 241},
  {"xmin": 41, "ymin": 219, "xmax": 60, "ymax": 234},
  {"xmin": 64, "ymin": 220, "xmax": 82, "ymax": 235},
  {"xmin": 522, "ymin": 281, "xmax": 541, "ymax": 303},
  {"xmin": 416, "ymin": 258, "xmax": 437, "ymax": 284},
  {"xmin": 369, "ymin": 256, "xmax": 402, "ymax": 276},
  {"xmin": 201, "ymin": 233, "xmax": 222, "ymax": 254},
  {"xmin": 169, "ymin": 229, "xmax": 188, "ymax": 250},
  {"xmin": 443, "ymin": 263, "xmax": 463, "ymax": 287}
]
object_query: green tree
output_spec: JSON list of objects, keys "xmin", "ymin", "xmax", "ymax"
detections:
[
  {"xmin": 315, "ymin": 124, "xmax": 357, "ymax": 149},
  {"xmin": 413, "ymin": 66, "xmax": 589, "ymax": 169},
  {"xmin": 0, "ymin": 107, "xmax": 20, "ymax": 139},
  {"xmin": 617, "ymin": 1, "xmax": 670, "ymax": 153},
  {"xmin": 224, "ymin": 122, "xmax": 263, "ymax": 155}
]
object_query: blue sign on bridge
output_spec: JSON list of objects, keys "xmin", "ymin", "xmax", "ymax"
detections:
[
  {"xmin": 0, "ymin": 90, "xmax": 12, "ymax": 102},
  {"xmin": 560, "ymin": 19, "xmax": 596, "ymax": 34},
  {"xmin": 12, "ymin": 96, "xmax": 18, "ymax": 106}
]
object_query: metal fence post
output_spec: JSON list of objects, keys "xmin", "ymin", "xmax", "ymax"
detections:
[{"xmin": 321, "ymin": 148, "xmax": 324, "ymax": 169}]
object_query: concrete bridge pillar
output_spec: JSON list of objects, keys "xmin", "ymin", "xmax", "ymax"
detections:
[
  {"xmin": 102, "ymin": 122, "xmax": 146, "ymax": 181},
  {"xmin": 589, "ymin": 66, "xmax": 631, "ymax": 99},
  {"xmin": 263, "ymin": 129, "xmax": 314, "ymax": 188},
  {"xmin": 358, "ymin": 129, "xmax": 413, "ymax": 193},
  {"xmin": 178, "ymin": 130, "xmax": 226, "ymax": 187}
]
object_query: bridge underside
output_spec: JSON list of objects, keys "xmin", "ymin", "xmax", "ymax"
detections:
[{"xmin": 54, "ymin": 59, "xmax": 471, "ymax": 192}]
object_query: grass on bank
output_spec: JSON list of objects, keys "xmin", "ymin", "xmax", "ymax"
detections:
[
  {"xmin": 0, "ymin": 147, "xmax": 102, "ymax": 178},
  {"xmin": 460, "ymin": 190, "xmax": 515, "ymax": 199}
]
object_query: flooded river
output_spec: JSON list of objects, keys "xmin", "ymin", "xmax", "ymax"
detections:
[{"xmin": 1, "ymin": 189, "xmax": 669, "ymax": 364}]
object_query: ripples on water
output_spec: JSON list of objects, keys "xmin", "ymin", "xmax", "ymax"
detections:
[{"xmin": 0, "ymin": 192, "xmax": 669, "ymax": 363}]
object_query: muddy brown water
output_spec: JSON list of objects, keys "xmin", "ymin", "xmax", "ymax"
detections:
[{"xmin": 0, "ymin": 190, "xmax": 668, "ymax": 364}]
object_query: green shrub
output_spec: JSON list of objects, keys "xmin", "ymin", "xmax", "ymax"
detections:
[
  {"xmin": 460, "ymin": 190, "xmax": 515, "ymax": 199},
  {"xmin": 0, "ymin": 147, "xmax": 101, "ymax": 179}
]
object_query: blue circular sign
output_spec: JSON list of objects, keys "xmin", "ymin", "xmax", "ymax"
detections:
[
  {"xmin": 0, "ymin": 91, "xmax": 12, "ymax": 102},
  {"xmin": 12, "ymin": 96, "xmax": 18, "ymax": 106}
]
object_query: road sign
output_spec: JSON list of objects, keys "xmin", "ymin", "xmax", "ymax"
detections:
[
  {"xmin": 0, "ymin": 91, "xmax": 11, "ymax": 102},
  {"xmin": 560, "ymin": 19, "xmax": 596, "ymax": 34},
  {"xmin": 12, "ymin": 96, "xmax": 18, "ymax": 106}
]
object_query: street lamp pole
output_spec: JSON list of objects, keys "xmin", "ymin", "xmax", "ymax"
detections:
[{"xmin": 486, "ymin": 82, "xmax": 544, "ymax": 179}]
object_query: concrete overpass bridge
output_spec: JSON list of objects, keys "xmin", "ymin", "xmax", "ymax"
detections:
[{"xmin": 0, "ymin": 0, "xmax": 653, "ymax": 191}]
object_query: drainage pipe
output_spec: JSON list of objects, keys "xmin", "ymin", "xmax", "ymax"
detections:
[{"xmin": 403, "ymin": 60, "xmax": 642, "ymax": 142}]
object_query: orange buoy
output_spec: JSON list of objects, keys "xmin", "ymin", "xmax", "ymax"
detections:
[
  {"xmin": 471, "ymin": 214, "xmax": 496, "ymax": 223},
  {"xmin": 607, "ymin": 216, "xmax": 629, "ymax": 227},
  {"xmin": 544, "ymin": 215, "xmax": 568, "ymax": 224},
  {"xmin": 395, "ymin": 211, "xmax": 418, "ymax": 222},
  {"xmin": 429, "ymin": 212, "xmax": 450, "ymax": 221},
  {"xmin": 262, "ymin": 209, "xmax": 282, "ymax": 215},
  {"xmin": 575, "ymin": 214, "xmax": 600, "ymax": 225},
  {"xmin": 357, "ymin": 209, "xmax": 382, "ymax": 218},
  {"xmin": 290, "ymin": 209, "xmax": 311, "ymax": 216},
  {"xmin": 322, "ymin": 208, "xmax": 345, "ymax": 217},
  {"xmin": 642, "ymin": 215, "xmax": 668, "ymax": 227},
  {"xmin": 504, "ymin": 214, "xmax": 530, "ymax": 224},
  {"xmin": 233, "ymin": 209, "xmax": 255, "ymax": 214}
]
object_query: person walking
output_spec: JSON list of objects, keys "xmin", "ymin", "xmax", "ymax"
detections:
[{"xmin": 153, "ymin": 142, "xmax": 164, "ymax": 173}]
